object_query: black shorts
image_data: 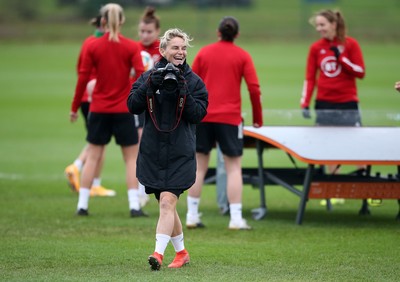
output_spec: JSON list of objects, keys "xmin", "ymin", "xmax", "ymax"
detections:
[
  {"xmin": 196, "ymin": 122, "xmax": 243, "ymax": 157},
  {"xmin": 80, "ymin": 102, "xmax": 90, "ymax": 130},
  {"xmin": 145, "ymin": 187, "xmax": 185, "ymax": 201},
  {"xmin": 86, "ymin": 112, "xmax": 138, "ymax": 146},
  {"xmin": 315, "ymin": 101, "xmax": 362, "ymax": 126}
]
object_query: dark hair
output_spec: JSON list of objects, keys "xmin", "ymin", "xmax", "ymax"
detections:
[
  {"xmin": 311, "ymin": 9, "xmax": 347, "ymax": 43},
  {"xmin": 140, "ymin": 6, "xmax": 160, "ymax": 29},
  {"xmin": 218, "ymin": 16, "xmax": 239, "ymax": 42},
  {"xmin": 90, "ymin": 15, "xmax": 102, "ymax": 28}
]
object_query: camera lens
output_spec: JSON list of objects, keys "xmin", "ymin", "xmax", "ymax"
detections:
[{"xmin": 162, "ymin": 73, "xmax": 178, "ymax": 92}]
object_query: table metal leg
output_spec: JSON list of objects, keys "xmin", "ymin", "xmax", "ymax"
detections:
[
  {"xmin": 359, "ymin": 199, "xmax": 371, "ymax": 215},
  {"xmin": 296, "ymin": 164, "xmax": 314, "ymax": 225},
  {"xmin": 359, "ymin": 165, "xmax": 372, "ymax": 215},
  {"xmin": 397, "ymin": 166, "xmax": 400, "ymax": 221},
  {"xmin": 251, "ymin": 139, "xmax": 267, "ymax": 220}
]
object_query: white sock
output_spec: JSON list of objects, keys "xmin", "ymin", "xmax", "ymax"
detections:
[
  {"xmin": 187, "ymin": 196, "xmax": 200, "ymax": 216},
  {"xmin": 170, "ymin": 233, "xmax": 185, "ymax": 252},
  {"xmin": 73, "ymin": 159, "xmax": 83, "ymax": 171},
  {"xmin": 128, "ymin": 188, "xmax": 140, "ymax": 210},
  {"xmin": 77, "ymin": 187, "xmax": 90, "ymax": 210},
  {"xmin": 92, "ymin": 177, "xmax": 101, "ymax": 187},
  {"xmin": 155, "ymin": 234, "xmax": 171, "ymax": 255},
  {"xmin": 138, "ymin": 182, "xmax": 146, "ymax": 196},
  {"xmin": 229, "ymin": 203, "xmax": 243, "ymax": 222}
]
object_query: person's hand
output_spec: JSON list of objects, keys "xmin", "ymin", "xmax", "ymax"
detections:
[
  {"xmin": 302, "ymin": 107, "xmax": 311, "ymax": 119},
  {"xmin": 253, "ymin": 122, "xmax": 261, "ymax": 128},
  {"xmin": 395, "ymin": 81, "xmax": 400, "ymax": 92},
  {"xmin": 149, "ymin": 70, "xmax": 163, "ymax": 90},
  {"xmin": 329, "ymin": 46, "xmax": 340, "ymax": 59},
  {"xmin": 70, "ymin": 111, "xmax": 78, "ymax": 123}
]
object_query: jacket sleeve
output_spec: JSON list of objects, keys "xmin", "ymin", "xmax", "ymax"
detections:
[
  {"xmin": 71, "ymin": 47, "xmax": 92, "ymax": 113},
  {"xmin": 130, "ymin": 42, "xmax": 145, "ymax": 83},
  {"xmin": 300, "ymin": 45, "xmax": 317, "ymax": 108},
  {"xmin": 243, "ymin": 53, "xmax": 263, "ymax": 127},
  {"xmin": 127, "ymin": 73, "xmax": 149, "ymax": 115},
  {"xmin": 182, "ymin": 74, "xmax": 208, "ymax": 124},
  {"xmin": 339, "ymin": 39, "xmax": 365, "ymax": 79}
]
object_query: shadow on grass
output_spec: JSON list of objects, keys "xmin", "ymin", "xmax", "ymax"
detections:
[{"xmin": 262, "ymin": 208, "xmax": 399, "ymax": 228}]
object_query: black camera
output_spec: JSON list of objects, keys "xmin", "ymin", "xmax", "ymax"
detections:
[{"xmin": 155, "ymin": 63, "xmax": 180, "ymax": 92}]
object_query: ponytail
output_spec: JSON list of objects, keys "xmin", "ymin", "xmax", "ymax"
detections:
[
  {"xmin": 335, "ymin": 11, "xmax": 346, "ymax": 43},
  {"xmin": 100, "ymin": 3, "xmax": 125, "ymax": 42}
]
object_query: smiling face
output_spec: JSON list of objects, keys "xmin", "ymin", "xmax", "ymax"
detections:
[
  {"xmin": 160, "ymin": 36, "xmax": 187, "ymax": 66},
  {"xmin": 138, "ymin": 22, "xmax": 160, "ymax": 47},
  {"xmin": 315, "ymin": 15, "xmax": 337, "ymax": 40}
]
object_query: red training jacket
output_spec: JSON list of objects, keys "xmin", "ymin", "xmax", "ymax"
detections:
[
  {"xmin": 76, "ymin": 35, "xmax": 98, "ymax": 103},
  {"xmin": 71, "ymin": 32, "xmax": 144, "ymax": 113},
  {"xmin": 139, "ymin": 40, "xmax": 161, "ymax": 65},
  {"xmin": 301, "ymin": 36, "xmax": 365, "ymax": 108},
  {"xmin": 130, "ymin": 40, "xmax": 161, "ymax": 82},
  {"xmin": 192, "ymin": 40, "xmax": 263, "ymax": 126}
]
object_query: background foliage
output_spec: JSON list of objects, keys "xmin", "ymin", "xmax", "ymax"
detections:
[{"xmin": 0, "ymin": 0, "xmax": 400, "ymax": 42}]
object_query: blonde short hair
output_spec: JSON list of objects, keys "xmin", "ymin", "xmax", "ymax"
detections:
[{"xmin": 159, "ymin": 28, "xmax": 193, "ymax": 50}]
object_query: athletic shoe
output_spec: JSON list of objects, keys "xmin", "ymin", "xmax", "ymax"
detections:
[
  {"xmin": 319, "ymin": 198, "xmax": 345, "ymax": 206},
  {"xmin": 186, "ymin": 213, "xmax": 205, "ymax": 229},
  {"xmin": 367, "ymin": 198, "xmax": 383, "ymax": 207},
  {"xmin": 76, "ymin": 208, "xmax": 89, "ymax": 216},
  {"xmin": 168, "ymin": 249, "xmax": 190, "ymax": 268},
  {"xmin": 229, "ymin": 218, "xmax": 252, "ymax": 230},
  {"xmin": 130, "ymin": 208, "xmax": 148, "ymax": 217},
  {"xmin": 139, "ymin": 193, "xmax": 150, "ymax": 207},
  {"xmin": 90, "ymin": 185, "xmax": 116, "ymax": 197},
  {"xmin": 148, "ymin": 252, "xmax": 163, "ymax": 271},
  {"xmin": 65, "ymin": 164, "xmax": 80, "ymax": 192}
]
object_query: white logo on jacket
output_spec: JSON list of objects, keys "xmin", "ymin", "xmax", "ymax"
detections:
[{"xmin": 320, "ymin": 56, "xmax": 341, "ymax": 78}]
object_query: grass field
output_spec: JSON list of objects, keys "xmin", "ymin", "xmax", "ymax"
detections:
[{"xmin": 0, "ymin": 41, "xmax": 399, "ymax": 281}]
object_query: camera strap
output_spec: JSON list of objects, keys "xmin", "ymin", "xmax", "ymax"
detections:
[{"xmin": 146, "ymin": 92, "xmax": 186, "ymax": 133}]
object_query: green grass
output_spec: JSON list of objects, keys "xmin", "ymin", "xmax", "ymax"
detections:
[{"xmin": 1, "ymin": 42, "xmax": 400, "ymax": 281}]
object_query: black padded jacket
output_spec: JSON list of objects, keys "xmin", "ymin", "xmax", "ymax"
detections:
[{"xmin": 127, "ymin": 58, "xmax": 208, "ymax": 190}]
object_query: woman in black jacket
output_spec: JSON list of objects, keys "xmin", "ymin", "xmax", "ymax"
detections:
[{"xmin": 127, "ymin": 28, "xmax": 208, "ymax": 271}]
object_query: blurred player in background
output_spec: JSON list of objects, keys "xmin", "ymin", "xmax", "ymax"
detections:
[
  {"xmin": 395, "ymin": 81, "xmax": 400, "ymax": 92},
  {"xmin": 188, "ymin": 16, "xmax": 263, "ymax": 230},
  {"xmin": 65, "ymin": 14, "xmax": 116, "ymax": 197},
  {"xmin": 300, "ymin": 9, "xmax": 366, "ymax": 206},
  {"xmin": 137, "ymin": 6, "xmax": 162, "ymax": 65},
  {"xmin": 133, "ymin": 6, "xmax": 162, "ymax": 207},
  {"xmin": 70, "ymin": 3, "xmax": 145, "ymax": 217}
]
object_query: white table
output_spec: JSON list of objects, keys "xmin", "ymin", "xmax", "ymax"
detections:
[{"xmin": 243, "ymin": 126, "xmax": 400, "ymax": 224}]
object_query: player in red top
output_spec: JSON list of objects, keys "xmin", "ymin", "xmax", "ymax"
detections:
[
  {"xmin": 70, "ymin": 3, "xmax": 145, "ymax": 217},
  {"xmin": 65, "ymin": 15, "xmax": 116, "ymax": 198},
  {"xmin": 133, "ymin": 6, "xmax": 163, "ymax": 208},
  {"xmin": 300, "ymin": 9, "xmax": 366, "ymax": 206},
  {"xmin": 300, "ymin": 9, "xmax": 365, "ymax": 124},
  {"xmin": 188, "ymin": 16, "xmax": 263, "ymax": 230},
  {"xmin": 138, "ymin": 6, "xmax": 161, "ymax": 66}
]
